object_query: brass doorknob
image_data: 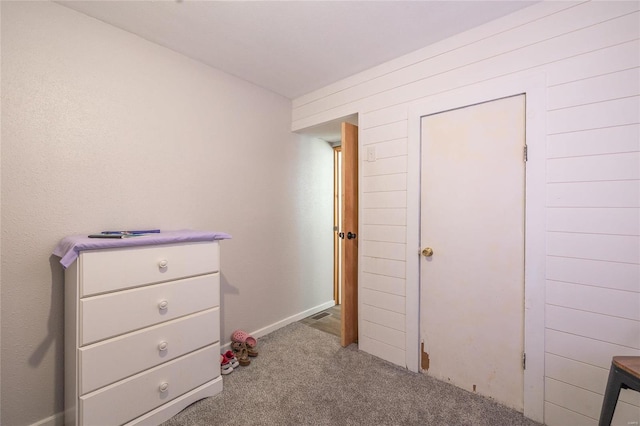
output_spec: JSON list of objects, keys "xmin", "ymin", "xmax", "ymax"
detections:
[{"xmin": 422, "ymin": 247, "xmax": 434, "ymax": 257}]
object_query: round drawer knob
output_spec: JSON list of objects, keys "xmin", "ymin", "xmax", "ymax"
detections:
[
  {"xmin": 158, "ymin": 259, "xmax": 168, "ymax": 269},
  {"xmin": 158, "ymin": 300, "xmax": 169, "ymax": 311},
  {"xmin": 159, "ymin": 382, "xmax": 169, "ymax": 393},
  {"xmin": 158, "ymin": 341, "xmax": 168, "ymax": 351}
]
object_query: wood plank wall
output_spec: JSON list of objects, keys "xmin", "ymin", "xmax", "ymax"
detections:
[{"xmin": 292, "ymin": 2, "xmax": 640, "ymax": 425}]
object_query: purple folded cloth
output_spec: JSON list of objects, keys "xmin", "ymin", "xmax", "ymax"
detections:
[{"xmin": 53, "ymin": 230, "xmax": 232, "ymax": 268}]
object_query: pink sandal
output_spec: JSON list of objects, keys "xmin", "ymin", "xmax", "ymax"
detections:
[{"xmin": 231, "ymin": 330, "xmax": 259, "ymax": 357}]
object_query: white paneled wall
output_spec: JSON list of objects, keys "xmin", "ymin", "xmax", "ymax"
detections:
[{"xmin": 293, "ymin": 1, "xmax": 640, "ymax": 425}]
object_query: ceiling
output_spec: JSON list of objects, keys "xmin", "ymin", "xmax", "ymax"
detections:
[{"xmin": 57, "ymin": 1, "xmax": 538, "ymax": 100}]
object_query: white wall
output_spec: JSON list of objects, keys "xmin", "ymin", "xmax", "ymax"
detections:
[
  {"xmin": 1, "ymin": 2, "xmax": 333, "ymax": 425},
  {"xmin": 292, "ymin": 2, "xmax": 640, "ymax": 425}
]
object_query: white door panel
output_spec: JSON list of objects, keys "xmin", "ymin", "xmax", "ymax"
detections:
[{"xmin": 420, "ymin": 95, "xmax": 526, "ymax": 411}]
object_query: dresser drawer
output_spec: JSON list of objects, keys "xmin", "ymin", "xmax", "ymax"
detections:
[
  {"xmin": 80, "ymin": 308, "xmax": 219, "ymax": 394},
  {"xmin": 80, "ymin": 242, "xmax": 219, "ymax": 296},
  {"xmin": 80, "ymin": 344, "xmax": 219, "ymax": 426},
  {"xmin": 80, "ymin": 273, "xmax": 219, "ymax": 345}
]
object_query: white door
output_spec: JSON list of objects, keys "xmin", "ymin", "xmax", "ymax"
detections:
[{"xmin": 419, "ymin": 95, "xmax": 526, "ymax": 411}]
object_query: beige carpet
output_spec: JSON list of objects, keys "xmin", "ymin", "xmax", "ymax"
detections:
[{"xmin": 162, "ymin": 322, "xmax": 542, "ymax": 426}]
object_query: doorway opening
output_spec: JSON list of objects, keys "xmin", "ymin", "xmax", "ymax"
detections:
[{"xmin": 297, "ymin": 116, "xmax": 359, "ymax": 346}]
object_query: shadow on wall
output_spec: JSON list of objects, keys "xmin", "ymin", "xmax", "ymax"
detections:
[
  {"xmin": 28, "ymin": 256, "xmax": 65, "ymax": 412},
  {"xmin": 220, "ymin": 272, "xmax": 239, "ymax": 345}
]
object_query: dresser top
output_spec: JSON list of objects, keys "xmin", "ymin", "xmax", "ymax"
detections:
[{"xmin": 53, "ymin": 230, "xmax": 231, "ymax": 268}]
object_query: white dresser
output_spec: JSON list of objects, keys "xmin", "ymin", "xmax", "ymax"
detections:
[{"xmin": 64, "ymin": 240, "xmax": 223, "ymax": 426}]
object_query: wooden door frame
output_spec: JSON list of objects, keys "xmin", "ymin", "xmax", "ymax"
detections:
[{"xmin": 406, "ymin": 73, "xmax": 546, "ymax": 423}]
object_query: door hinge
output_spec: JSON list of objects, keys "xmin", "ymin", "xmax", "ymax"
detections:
[
  {"xmin": 523, "ymin": 145, "xmax": 528, "ymax": 162},
  {"xmin": 522, "ymin": 352, "xmax": 526, "ymax": 370}
]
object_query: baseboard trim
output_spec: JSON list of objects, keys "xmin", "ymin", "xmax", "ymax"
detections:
[
  {"xmin": 30, "ymin": 412, "xmax": 64, "ymax": 426},
  {"xmin": 251, "ymin": 300, "xmax": 336, "ymax": 339},
  {"xmin": 220, "ymin": 300, "xmax": 336, "ymax": 351}
]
